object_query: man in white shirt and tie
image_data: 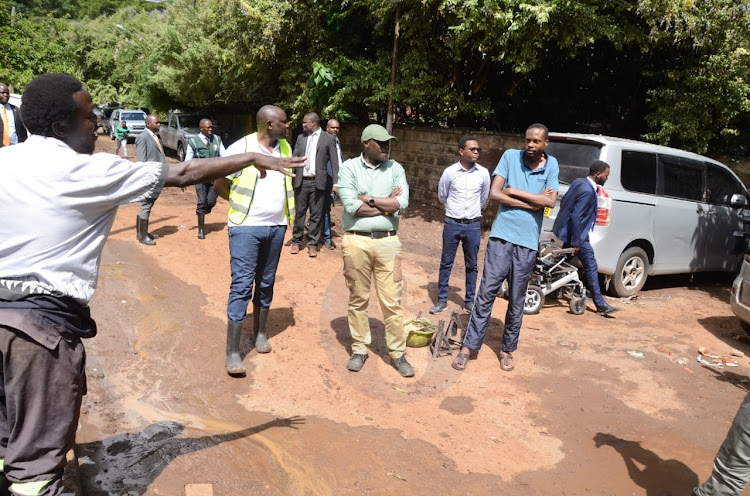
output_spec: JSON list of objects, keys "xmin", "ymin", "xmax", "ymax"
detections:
[
  {"xmin": 185, "ymin": 118, "xmax": 226, "ymax": 239},
  {"xmin": 135, "ymin": 114, "xmax": 166, "ymax": 245},
  {"xmin": 0, "ymin": 83, "xmax": 27, "ymax": 148},
  {"xmin": 290, "ymin": 112, "xmax": 340, "ymax": 257}
]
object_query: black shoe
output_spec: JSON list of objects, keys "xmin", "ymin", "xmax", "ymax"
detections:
[
  {"xmin": 325, "ymin": 240, "xmax": 336, "ymax": 250},
  {"xmin": 597, "ymin": 303, "xmax": 620, "ymax": 315},
  {"xmin": 429, "ymin": 301, "xmax": 447, "ymax": 314},
  {"xmin": 346, "ymin": 353, "xmax": 368, "ymax": 372},
  {"xmin": 392, "ymin": 355, "xmax": 415, "ymax": 377},
  {"xmin": 464, "ymin": 301, "xmax": 474, "ymax": 313}
]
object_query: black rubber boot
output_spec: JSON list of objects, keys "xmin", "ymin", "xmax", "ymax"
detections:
[
  {"xmin": 135, "ymin": 215, "xmax": 140, "ymax": 240},
  {"xmin": 197, "ymin": 213, "xmax": 205, "ymax": 239},
  {"xmin": 253, "ymin": 305, "xmax": 271, "ymax": 353},
  {"xmin": 226, "ymin": 321, "xmax": 246, "ymax": 376},
  {"xmin": 138, "ymin": 217, "xmax": 156, "ymax": 246}
]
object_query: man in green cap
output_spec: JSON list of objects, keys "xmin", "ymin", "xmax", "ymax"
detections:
[{"xmin": 337, "ymin": 124, "xmax": 413, "ymax": 378}]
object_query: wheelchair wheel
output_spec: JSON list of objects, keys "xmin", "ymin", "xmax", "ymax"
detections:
[
  {"xmin": 524, "ymin": 285, "xmax": 544, "ymax": 314},
  {"xmin": 569, "ymin": 297, "xmax": 586, "ymax": 315}
]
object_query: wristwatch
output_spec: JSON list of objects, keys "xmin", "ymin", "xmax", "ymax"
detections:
[{"xmin": 368, "ymin": 197, "xmax": 376, "ymax": 207}]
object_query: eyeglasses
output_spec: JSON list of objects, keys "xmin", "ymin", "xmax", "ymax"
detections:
[{"xmin": 466, "ymin": 147, "xmax": 482, "ymax": 153}]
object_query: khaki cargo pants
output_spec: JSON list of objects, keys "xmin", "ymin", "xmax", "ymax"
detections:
[{"xmin": 341, "ymin": 233, "xmax": 406, "ymax": 359}]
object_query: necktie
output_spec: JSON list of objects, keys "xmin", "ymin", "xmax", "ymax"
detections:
[
  {"xmin": 153, "ymin": 133, "xmax": 163, "ymax": 154},
  {"xmin": 1, "ymin": 106, "xmax": 9, "ymax": 146}
]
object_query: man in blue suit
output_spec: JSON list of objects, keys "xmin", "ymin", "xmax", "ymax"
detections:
[{"xmin": 552, "ymin": 160, "xmax": 619, "ymax": 315}]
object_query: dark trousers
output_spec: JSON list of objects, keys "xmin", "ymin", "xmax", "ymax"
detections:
[
  {"xmin": 0, "ymin": 326, "xmax": 85, "ymax": 496},
  {"xmin": 292, "ymin": 179, "xmax": 325, "ymax": 248},
  {"xmin": 437, "ymin": 217, "xmax": 481, "ymax": 304},
  {"xmin": 694, "ymin": 391, "xmax": 750, "ymax": 495},
  {"xmin": 322, "ymin": 179, "xmax": 334, "ymax": 243},
  {"xmin": 565, "ymin": 239, "xmax": 607, "ymax": 308},
  {"xmin": 139, "ymin": 197, "xmax": 158, "ymax": 220},
  {"xmin": 462, "ymin": 238, "xmax": 536, "ymax": 353},
  {"xmin": 195, "ymin": 182, "xmax": 218, "ymax": 216},
  {"xmin": 227, "ymin": 225, "xmax": 286, "ymax": 322}
]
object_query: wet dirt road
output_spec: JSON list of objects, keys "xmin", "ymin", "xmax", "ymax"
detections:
[{"xmin": 77, "ymin": 138, "xmax": 750, "ymax": 495}]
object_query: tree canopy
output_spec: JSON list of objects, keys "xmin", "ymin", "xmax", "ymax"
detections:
[{"xmin": 1, "ymin": 0, "xmax": 748, "ymax": 156}]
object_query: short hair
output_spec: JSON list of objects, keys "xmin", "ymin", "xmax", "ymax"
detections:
[
  {"xmin": 303, "ymin": 112, "xmax": 319, "ymax": 124},
  {"xmin": 526, "ymin": 123, "xmax": 549, "ymax": 139},
  {"xmin": 256, "ymin": 105, "xmax": 282, "ymax": 127},
  {"xmin": 589, "ymin": 160, "xmax": 610, "ymax": 175},
  {"xmin": 458, "ymin": 135, "xmax": 478, "ymax": 150},
  {"xmin": 21, "ymin": 73, "xmax": 83, "ymax": 137}
]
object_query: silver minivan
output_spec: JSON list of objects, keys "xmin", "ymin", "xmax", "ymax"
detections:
[{"xmin": 541, "ymin": 133, "xmax": 748, "ymax": 297}]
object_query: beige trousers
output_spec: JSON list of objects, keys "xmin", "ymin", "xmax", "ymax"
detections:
[{"xmin": 341, "ymin": 233, "xmax": 405, "ymax": 358}]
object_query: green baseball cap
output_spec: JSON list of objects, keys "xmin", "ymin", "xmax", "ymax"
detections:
[{"xmin": 361, "ymin": 124, "xmax": 396, "ymax": 143}]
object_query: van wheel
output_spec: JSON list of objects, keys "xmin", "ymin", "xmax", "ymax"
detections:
[{"xmin": 611, "ymin": 247, "xmax": 648, "ymax": 297}]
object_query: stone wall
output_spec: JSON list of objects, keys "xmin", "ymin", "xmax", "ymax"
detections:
[{"xmin": 338, "ymin": 124, "xmax": 525, "ymax": 214}]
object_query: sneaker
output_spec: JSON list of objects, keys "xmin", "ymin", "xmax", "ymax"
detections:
[
  {"xmin": 346, "ymin": 353, "xmax": 368, "ymax": 372},
  {"xmin": 429, "ymin": 301, "xmax": 447, "ymax": 314},
  {"xmin": 324, "ymin": 240, "xmax": 336, "ymax": 250},
  {"xmin": 392, "ymin": 355, "xmax": 415, "ymax": 377},
  {"xmin": 464, "ymin": 301, "xmax": 474, "ymax": 313},
  {"xmin": 596, "ymin": 303, "xmax": 620, "ymax": 316}
]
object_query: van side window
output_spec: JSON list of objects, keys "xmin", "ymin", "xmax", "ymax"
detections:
[
  {"xmin": 621, "ymin": 151, "xmax": 656, "ymax": 194},
  {"xmin": 707, "ymin": 163, "xmax": 743, "ymax": 206},
  {"xmin": 659, "ymin": 155, "xmax": 704, "ymax": 202}
]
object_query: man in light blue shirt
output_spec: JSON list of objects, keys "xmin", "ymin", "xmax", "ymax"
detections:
[
  {"xmin": 453, "ymin": 123, "xmax": 559, "ymax": 373},
  {"xmin": 430, "ymin": 135, "xmax": 490, "ymax": 315}
]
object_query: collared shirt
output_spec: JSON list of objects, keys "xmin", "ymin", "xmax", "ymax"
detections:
[
  {"xmin": 586, "ymin": 176, "xmax": 598, "ymax": 193},
  {"xmin": 303, "ymin": 128, "xmax": 321, "ymax": 177},
  {"xmin": 438, "ymin": 161, "xmax": 491, "ymax": 219},
  {"xmin": 0, "ymin": 135, "xmax": 168, "ymax": 305},
  {"xmin": 224, "ymin": 134, "xmax": 287, "ymax": 227},
  {"xmin": 184, "ymin": 132, "xmax": 226, "ymax": 161},
  {"xmin": 338, "ymin": 154, "xmax": 409, "ymax": 233},
  {"xmin": 2, "ymin": 103, "xmax": 18, "ymax": 144},
  {"xmin": 490, "ymin": 149, "xmax": 560, "ymax": 250}
]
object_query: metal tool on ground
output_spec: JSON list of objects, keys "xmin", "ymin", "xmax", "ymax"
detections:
[{"xmin": 431, "ymin": 311, "xmax": 466, "ymax": 359}]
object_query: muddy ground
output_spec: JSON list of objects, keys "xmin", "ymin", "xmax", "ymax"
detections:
[{"xmin": 76, "ymin": 135, "xmax": 750, "ymax": 495}]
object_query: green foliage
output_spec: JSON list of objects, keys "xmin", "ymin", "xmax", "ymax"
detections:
[{"xmin": 2, "ymin": 0, "xmax": 748, "ymax": 156}]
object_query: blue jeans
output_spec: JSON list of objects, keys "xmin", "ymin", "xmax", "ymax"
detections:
[
  {"xmin": 462, "ymin": 238, "xmax": 536, "ymax": 353},
  {"xmin": 437, "ymin": 217, "xmax": 481, "ymax": 304},
  {"xmin": 565, "ymin": 239, "xmax": 607, "ymax": 308},
  {"xmin": 227, "ymin": 225, "xmax": 286, "ymax": 322}
]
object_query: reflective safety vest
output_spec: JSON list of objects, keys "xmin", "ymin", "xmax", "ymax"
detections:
[{"xmin": 227, "ymin": 133, "xmax": 295, "ymax": 225}]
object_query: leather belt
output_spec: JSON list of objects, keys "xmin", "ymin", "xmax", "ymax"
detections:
[
  {"xmin": 303, "ymin": 176, "xmax": 315, "ymax": 180},
  {"xmin": 448, "ymin": 217, "xmax": 481, "ymax": 224},
  {"xmin": 349, "ymin": 230, "xmax": 397, "ymax": 239}
]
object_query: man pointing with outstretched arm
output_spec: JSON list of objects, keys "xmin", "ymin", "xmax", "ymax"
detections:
[{"xmin": 0, "ymin": 73, "xmax": 305, "ymax": 496}]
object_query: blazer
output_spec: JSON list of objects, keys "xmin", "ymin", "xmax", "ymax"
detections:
[
  {"xmin": 552, "ymin": 177, "xmax": 598, "ymax": 247},
  {"xmin": 292, "ymin": 129, "xmax": 340, "ymax": 191},
  {"xmin": 0, "ymin": 104, "xmax": 27, "ymax": 148},
  {"xmin": 135, "ymin": 130, "xmax": 166, "ymax": 163}
]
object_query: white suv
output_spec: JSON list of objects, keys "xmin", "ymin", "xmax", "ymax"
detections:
[{"xmin": 541, "ymin": 133, "xmax": 748, "ymax": 297}]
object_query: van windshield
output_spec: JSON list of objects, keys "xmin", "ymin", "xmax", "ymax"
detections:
[
  {"xmin": 122, "ymin": 112, "xmax": 145, "ymax": 120},
  {"xmin": 546, "ymin": 141, "xmax": 602, "ymax": 184}
]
